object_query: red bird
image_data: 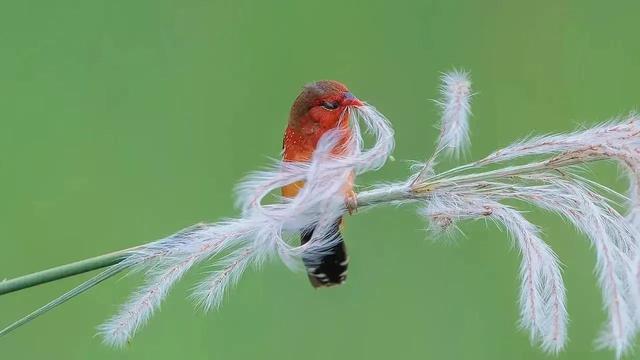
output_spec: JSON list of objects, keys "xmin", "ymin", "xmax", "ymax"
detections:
[{"xmin": 282, "ymin": 80, "xmax": 363, "ymax": 288}]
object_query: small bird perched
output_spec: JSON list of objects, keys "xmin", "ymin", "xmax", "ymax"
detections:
[{"xmin": 282, "ymin": 80, "xmax": 363, "ymax": 288}]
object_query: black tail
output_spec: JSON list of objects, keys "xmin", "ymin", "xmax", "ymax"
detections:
[{"xmin": 300, "ymin": 219, "xmax": 348, "ymax": 288}]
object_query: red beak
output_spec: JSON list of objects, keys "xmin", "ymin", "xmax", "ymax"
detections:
[{"xmin": 342, "ymin": 92, "xmax": 363, "ymax": 107}]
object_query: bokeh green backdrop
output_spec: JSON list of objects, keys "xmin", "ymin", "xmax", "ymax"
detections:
[{"xmin": 2, "ymin": 1, "xmax": 639, "ymax": 359}]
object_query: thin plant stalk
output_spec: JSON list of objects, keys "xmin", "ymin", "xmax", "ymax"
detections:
[{"xmin": 0, "ymin": 248, "xmax": 136, "ymax": 296}]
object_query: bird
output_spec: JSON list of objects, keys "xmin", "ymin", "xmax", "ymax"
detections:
[{"xmin": 281, "ymin": 80, "xmax": 363, "ymax": 288}]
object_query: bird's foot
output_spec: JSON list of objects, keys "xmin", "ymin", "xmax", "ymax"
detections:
[{"xmin": 345, "ymin": 190, "xmax": 358, "ymax": 215}]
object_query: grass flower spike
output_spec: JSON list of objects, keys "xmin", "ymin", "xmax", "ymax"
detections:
[{"xmin": 3, "ymin": 71, "xmax": 640, "ymax": 359}]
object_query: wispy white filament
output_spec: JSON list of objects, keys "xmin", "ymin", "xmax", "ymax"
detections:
[
  {"xmin": 191, "ymin": 246, "xmax": 255, "ymax": 312},
  {"xmin": 479, "ymin": 114, "xmax": 640, "ymax": 165},
  {"xmin": 423, "ymin": 194, "xmax": 567, "ymax": 352},
  {"xmin": 414, "ymin": 71, "xmax": 472, "ymax": 182},
  {"xmin": 436, "ymin": 70, "xmax": 472, "ymax": 157},
  {"xmin": 98, "ymin": 221, "xmax": 254, "ymax": 346},
  {"xmin": 516, "ymin": 180, "xmax": 638, "ymax": 357}
]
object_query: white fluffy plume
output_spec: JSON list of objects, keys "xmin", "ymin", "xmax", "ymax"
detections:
[
  {"xmin": 414, "ymin": 70, "xmax": 472, "ymax": 182},
  {"xmin": 10, "ymin": 72, "xmax": 640, "ymax": 359},
  {"xmin": 435, "ymin": 70, "xmax": 472, "ymax": 156},
  {"xmin": 423, "ymin": 194, "xmax": 567, "ymax": 352}
]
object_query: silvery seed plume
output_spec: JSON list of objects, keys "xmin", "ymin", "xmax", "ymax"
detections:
[
  {"xmin": 422, "ymin": 193, "xmax": 567, "ymax": 353},
  {"xmin": 414, "ymin": 70, "xmax": 472, "ymax": 182},
  {"xmin": 435, "ymin": 70, "xmax": 472, "ymax": 157},
  {"xmin": 6, "ymin": 72, "xmax": 640, "ymax": 360},
  {"xmin": 488, "ymin": 177, "xmax": 637, "ymax": 356}
]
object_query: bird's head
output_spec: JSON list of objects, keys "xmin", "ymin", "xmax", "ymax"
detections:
[{"xmin": 289, "ymin": 80, "xmax": 363, "ymax": 128}]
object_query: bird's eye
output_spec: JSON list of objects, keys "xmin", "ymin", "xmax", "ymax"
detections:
[{"xmin": 321, "ymin": 101, "xmax": 339, "ymax": 110}]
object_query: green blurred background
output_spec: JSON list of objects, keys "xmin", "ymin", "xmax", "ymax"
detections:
[{"xmin": 1, "ymin": 1, "xmax": 639, "ymax": 359}]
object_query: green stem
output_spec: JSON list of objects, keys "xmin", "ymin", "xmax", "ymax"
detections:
[
  {"xmin": 0, "ymin": 248, "xmax": 134, "ymax": 296},
  {"xmin": 0, "ymin": 264, "xmax": 129, "ymax": 337}
]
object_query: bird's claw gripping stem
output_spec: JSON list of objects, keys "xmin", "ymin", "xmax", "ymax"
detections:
[{"xmin": 345, "ymin": 190, "xmax": 358, "ymax": 215}]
